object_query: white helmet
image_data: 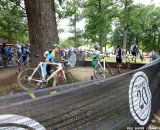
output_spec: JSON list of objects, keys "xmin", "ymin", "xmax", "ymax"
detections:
[
  {"xmin": 95, "ymin": 45, "xmax": 100, "ymax": 50},
  {"xmin": 45, "ymin": 51, "xmax": 49, "ymax": 55}
]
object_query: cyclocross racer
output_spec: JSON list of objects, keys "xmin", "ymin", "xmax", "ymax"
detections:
[
  {"xmin": 42, "ymin": 44, "xmax": 59, "ymax": 89},
  {"xmin": 91, "ymin": 45, "xmax": 101, "ymax": 68}
]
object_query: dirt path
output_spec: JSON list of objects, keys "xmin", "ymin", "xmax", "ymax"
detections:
[
  {"xmin": 0, "ymin": 66, "xmax": 132, "ymax": 96},
  {"xmin": 0, "ymin": 67, "xmax": 22, "ymax": 95},
  {"xmin": 69, "ymin": 67, "xmax": 132, "ymax": 81}
]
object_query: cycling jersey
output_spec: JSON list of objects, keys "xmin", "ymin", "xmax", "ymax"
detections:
[
  {"xmin": 91, "ymin": 50, "xmax": 101, "ymax": 68},
  {"xmin": 92, "ymin": 50, "xmax": 100, "ymax": 59},
  {"xmin": 115, "ymin": 47, "xmax": 122, "ymax": 64},
  {"xmin": 45, "ymin": 50, "xmax": 56, "ymax": 63},
  {"xmin": 43, "ymin": 49, "xmax": 57, "ymax": 77},
  {"xmin": 22, "ymin": 47, "xmax": 29, "ymax": 55}
]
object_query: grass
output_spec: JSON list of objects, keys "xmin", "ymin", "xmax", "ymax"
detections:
[{"xmin": 85, "ymin": 56, "xmax": 149, "ymax": 64}]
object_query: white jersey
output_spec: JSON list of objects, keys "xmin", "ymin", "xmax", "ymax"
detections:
[
  {"xmin": 16, "ymin": 44, "xmax": 22, "ymax": 53},
  {"xmin": 92, "ymin": 50, "xmax": 100, "ymax": 58}
]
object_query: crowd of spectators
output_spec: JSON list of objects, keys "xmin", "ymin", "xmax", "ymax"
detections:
[{"xmin": 0, "ymin": 42, "xmax": 30, "ymax": 68}]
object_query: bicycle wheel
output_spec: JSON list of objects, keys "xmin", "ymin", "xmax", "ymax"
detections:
[
  {"xmin": 106, "ymin": 63, "xmax": 114, "ymax": 75},
  {"xmin": 94, "ymin": 65, "xmax": 106, "ymax": 79},
  {"xmin": 68, "ymin": 53, "xmax": 77, "ymax": 67},
  {"xmin": 17, "ymin": 68, "xmax": 42, "ymax": 91}
]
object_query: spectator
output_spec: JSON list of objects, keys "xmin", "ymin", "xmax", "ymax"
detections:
[
  {"xmin": 60, "ymin": 49, "xmax": 65, "ymax": 60},
  {"xmin": 7, "ymin": 46, "xmax": 14, "ymax": 64},
  {"xmin": 1, "ymin": 43, "xmax": 8, "ymax": 68},
  {"xmin": 139, "ymin": 52, "xmax": 145, "ymax": 62},
  {"xmin": 149, "ymin": 50, "xmax": 157, "ymax": 62},
  {"xmin": 15, "ymin": 43, "xmax": 22, "ymax": 61},
  {"xmin": 158, "ymin": 50, "xmax": 160, "ymax": 59},
  {"xmin": 21, "ymin": 44, "xmax": 30, "ymax": 65}
]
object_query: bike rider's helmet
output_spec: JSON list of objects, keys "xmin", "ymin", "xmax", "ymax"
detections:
[
  {"xmin": 52, "ymin": 44, "xmax": 59, "ymax": 52},
  {"xmin": 43, "ymin": 51, "xmax": 49, "ymax": 58},
  {"xmin": 95, "ymin": 45, "xmax": 100, "ymax": 50},
  {"xmin": 52, "ymin": 44, "xmax": 59, "ymax": 49},
  {"xmin": 44, "ymin": 51, "xmax": 49, "ymax": 55}
]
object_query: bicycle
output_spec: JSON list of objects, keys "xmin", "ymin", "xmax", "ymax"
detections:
[
  {"xmin": 17, "ymin": 54, "xmax": 30, "ymax": 72},
  {"xmin": 17, "ymin": 53, "xmax": 77, "ymax": 92},
  {"xmin": 92, "ymin": 55, "xmax": 113, "ymax": 80}
]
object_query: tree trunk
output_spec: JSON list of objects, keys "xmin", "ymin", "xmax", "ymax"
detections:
[
  {"xmin": 123, "ymin": 24, "xmax": 128, "ymax": 51},
  {"xmin": 98, "ymin": 0, "xmax": 103, "ymax": 52},
  {"xmin": 8, "ymin": 31, "xmax": 12, "ymax": 44},
  {"xmin": 24, "ymin": 0, "xmax": 59, "ymax": 66},
  {"xmin": 158, "ymin": 34, "xmax": 160, "ymax": 48}
]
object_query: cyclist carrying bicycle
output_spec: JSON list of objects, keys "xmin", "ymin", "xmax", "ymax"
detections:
[
  {"xmin": 91, "ymin": 45, "xmax": 101, "ymax": 68},
  {"xmin": 43, "ymin": 44, "xmax": 59, "ymax": 88}
]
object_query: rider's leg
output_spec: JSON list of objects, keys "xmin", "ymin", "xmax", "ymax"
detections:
[
  {"xmin": 52, "ymin": 76, "xmax": 57, "ymax": 88},
  {"xmin": 46, "ymin": 64, "xmax": 51, "ymax": 75},
  {"xmin": 116, "ymin": 57, "xmax": 122, "ymax": 73},
  {"xmin": 50, "ymin": 76, "xmax": 57, "ymax": 95}
]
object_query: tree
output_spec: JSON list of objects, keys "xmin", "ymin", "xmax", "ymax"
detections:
[
  {"xmin": 115, "ymin": 0, "xmax": 133, "ymax": 50},
  {"xmin": 57, "ymin": 0, "xmax": 85, "ymax": 48},
  {"xmin": 0, "ymin": 0, "xmax": 28, "ymax": 43},
  {"xmin": 24, "ymin": 0, "xmax": 59, "ymax": 66},
  {"xmin": 83, "ymin": 0, "xmax": 115, "ymax": 52}
]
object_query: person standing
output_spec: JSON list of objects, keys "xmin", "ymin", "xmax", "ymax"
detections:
[
  {"xmin": 1, "ymin": 43, "xmax": 8, "ymax": 68},
  {"xmin": 149, "ymin": 50, "xmax": 157, "ymax": 62},
  {"xmin": 115, "ymin": 45, "xmax": 122, "ymax": 73}
]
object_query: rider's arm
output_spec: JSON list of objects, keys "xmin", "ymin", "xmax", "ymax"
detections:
[
  {"xmin": 45, "ymin": 51, "xmax": 57, "ymax": 64},
  {"xmin": 45, "ymin": 59, "xmax": 51, "ymax": 64},
  {"xmin": 43, "ymin": 51, "xmax": 51, "ymax": 64},
  {"xmin": 100, "ymin": 53, "xmax": 106, "ymax": 58}
]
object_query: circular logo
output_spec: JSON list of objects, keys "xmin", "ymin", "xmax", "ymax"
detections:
[
  {"xmin": 129, "ymin": 71, "xmax": 152, "ymax": 125},
  {"xmin": 0, "ymin": 114, "xmax": 46, "ymax": 130}
]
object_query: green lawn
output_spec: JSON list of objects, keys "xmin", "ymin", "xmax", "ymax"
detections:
[{"xmin": 85, "ymin": 56, "xmax": 149, "ymax": 64}]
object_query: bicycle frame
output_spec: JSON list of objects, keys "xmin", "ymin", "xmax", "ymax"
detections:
[
  {"xmin": 95, "ymin": 55, "xmax": 113, "ymax": 78},
  {"xmin": 28, "ymin": 62, "xmax": 66, "ymax": 83},
  {"xmin": 96, "ymin": 58, "xmax": 106, "ymax": 78}
]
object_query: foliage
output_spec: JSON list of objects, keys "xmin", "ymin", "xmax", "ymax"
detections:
[
  {"xmin": 0, "ymin": 0, "xmax": 28, "ymax": 43},
  {"xmin": 56, "ymin": 0, "xmax": 85, "ymax": 48},
  {"xmin": 82, "ymin": 0, "xmax": 119, "ymax": 51},
  {"xmin": 111, "ymin": 2, "xmax": 160, "ymax": 52},
  {"xmin": 0, "ymin": 0, "xmax": 160, "ymax": 52}
]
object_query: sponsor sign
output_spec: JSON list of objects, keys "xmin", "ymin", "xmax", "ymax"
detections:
[
  {"xmin": 0, "ymin": 114, "xmax": 46, "ymax": 130},
  {"xmin": 129, "ymin": 71, "xmax": 152, "ymax": 125}
]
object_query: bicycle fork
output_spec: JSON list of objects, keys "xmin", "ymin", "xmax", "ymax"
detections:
[{"xmin": 60, "ymin": 69, "xmax": 66, "ymax": 81}]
